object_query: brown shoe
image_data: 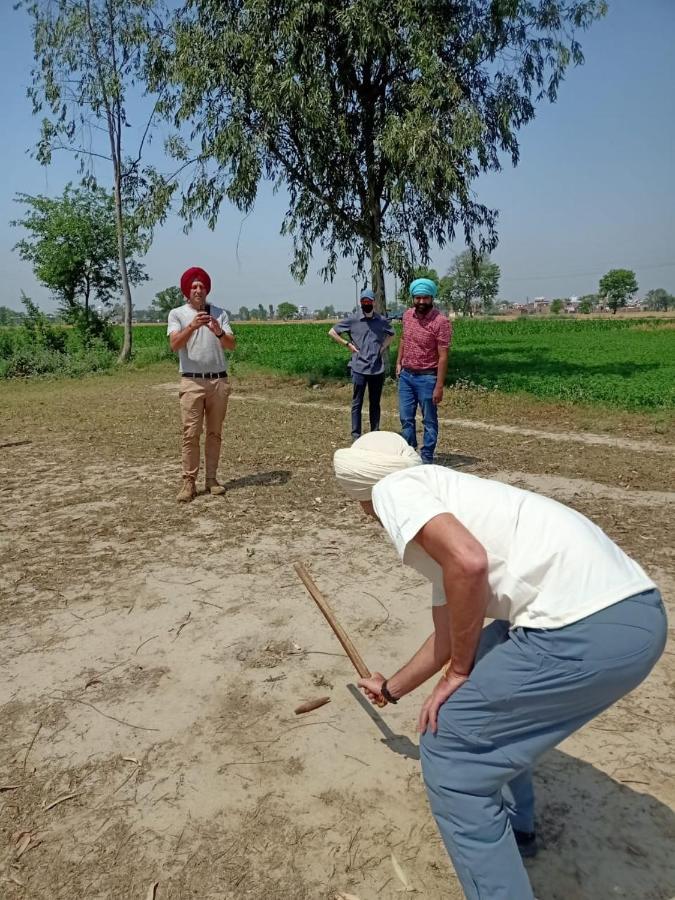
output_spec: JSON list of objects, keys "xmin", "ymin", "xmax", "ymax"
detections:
[
  {"xmin": 177, "ymin": 479, "xmax": 196, "ymax": 503},
  {"xmin": 205, "ymin": 479, "xmax": 226, "ymax": 496}
]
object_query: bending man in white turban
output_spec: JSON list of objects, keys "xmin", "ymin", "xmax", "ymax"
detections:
[{"xmin": 333, "ymin": 432, "xmax": 666, "ymax": 900}]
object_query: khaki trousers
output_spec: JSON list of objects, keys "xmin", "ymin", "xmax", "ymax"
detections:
[{"xmin": 178, "ymin": 376, "xmax": 231, "ymax": 482}]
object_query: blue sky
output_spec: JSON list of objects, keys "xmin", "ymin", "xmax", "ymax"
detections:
[{"xmin": 1, "ymin": 0, "xmax": 673, "ymax": 312}]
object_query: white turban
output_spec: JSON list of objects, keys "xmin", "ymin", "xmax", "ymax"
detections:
[{"xmin": 333, "ymin": 431, "xmax": 422, "ymax": 500}]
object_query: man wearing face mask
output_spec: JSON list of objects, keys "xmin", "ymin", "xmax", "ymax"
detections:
[
  {"xmin": 396, "ymin": 278, "xmax": 452, "ymax": 463},
  {"xmin": 329, "ymin": 289, "xmax": 394, "ymax": 441}
]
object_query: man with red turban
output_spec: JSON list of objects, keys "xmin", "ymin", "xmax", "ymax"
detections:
[{"xmin": 167, "ymin": 267, "xmax": 236, "ymax": 502}]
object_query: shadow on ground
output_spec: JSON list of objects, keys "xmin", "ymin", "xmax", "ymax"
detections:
[
  {"xmin": 434, "ymin": 452, "xmax": 482, "ymax": 469},
  {"xmin": 219, "ymin": 470, "xmax": 291, "ymax": 491},
  {"xmin": 344, "ymin": 687, "xmax": 675, "ymax": 900},
  {"xmin": 530, "ymin": 748, "xmax": 674, "ymax": 899}
]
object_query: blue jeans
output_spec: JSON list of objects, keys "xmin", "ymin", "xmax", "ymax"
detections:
[
  {"xmin": 398, "ymin": 369, "xmax": 439, "ymax": 462},
  {"xmin": 420, "ymin": 589, "xmax": 667, "ymax": 899},
  {"xmin": 351, "ymin": 371, "xmax": 385, "ymax": 440}
]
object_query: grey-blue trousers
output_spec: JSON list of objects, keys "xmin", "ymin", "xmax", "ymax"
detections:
[{"xmin": 420, "ymin": 589, "xmax": 667, "ymax": 900}]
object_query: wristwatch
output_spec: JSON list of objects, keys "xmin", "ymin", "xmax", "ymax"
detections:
[
  {"xmin": 381, "ymin": 680, "xmax": 398, "ymax": 704},
  {"xmin": 215, "ymin": 330, "xmax": 225, "ymax": 338}
]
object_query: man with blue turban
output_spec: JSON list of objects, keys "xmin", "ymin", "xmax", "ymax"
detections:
[{"xmin": 395, "ymin": 278, "xmax": 452, "ymax": 462}]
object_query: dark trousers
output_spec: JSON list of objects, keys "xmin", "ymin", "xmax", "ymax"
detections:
[{"xmin": 351, "ymin": 371, "xmax": 385, "ymax": 440}]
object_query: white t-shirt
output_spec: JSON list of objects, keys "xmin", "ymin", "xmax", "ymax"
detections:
[
  {"xmin": 167, "ymin": 303, "xmax": 233, "ymax": 374},
  {"xmin": 372, "ymin": 466, "xmax": 655, "ymax": 629}
]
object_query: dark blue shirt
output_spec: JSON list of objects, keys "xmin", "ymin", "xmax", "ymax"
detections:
[{"xmin": 334, "ymin": 313, "xmax": 394, "ymax": 375}]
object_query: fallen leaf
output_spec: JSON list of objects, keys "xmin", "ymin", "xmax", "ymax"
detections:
[
  {"xmin": 85, "ymin": 677, "xmax": 103, "ymax": 689},
  {"xmin": 43, "ymin": 792, "xmax": 80, "ymax": 812},
  {"xmin": 122, "ymin": 756, "xmax": 139, "ymax": 765},
  {"xmin": 146, "ymin": 880, "xmax": 159, "ymax": 899},
  {"xmin": 291, "ymin": 642, "xmax": 303, "ymax": 652},
  {"xmin": 391, "ymin": 852, "xmax": 413, "ymax": 892},
  {"xmin": 9, "ymin": 873, "xmax": 25, "ymax": 886},
  {"xmin": 0, "ymin": 784, "xmax": 20, "ymax": 792},
  {"xmin": 15, "ymin": 832, "xmax": 32, "ymax": 858}
]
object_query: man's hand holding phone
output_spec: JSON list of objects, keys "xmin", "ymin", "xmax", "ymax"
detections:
[
  {"xmin": 205, "ymin": 316, "xmax": 223, "ymax": 335},
  {"xmin": 191, "ymin": 311, "xmax": 211, "ymax": 331}
]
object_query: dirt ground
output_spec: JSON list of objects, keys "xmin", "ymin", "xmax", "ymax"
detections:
[{"xmin": 1, "ymin": 364, "xmax": 673, "ymax": 900}]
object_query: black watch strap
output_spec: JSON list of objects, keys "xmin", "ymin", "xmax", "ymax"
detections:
[{"xmin": 381, "ymin": 680, "xmax": 398, "ymax": 704}]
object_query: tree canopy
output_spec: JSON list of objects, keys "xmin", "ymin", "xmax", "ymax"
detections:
[
  {"xmin": 599, "ymin": 269, "xmax": 638, "ymax": 314},
  {"xmin": 151, "ymin": 285, "xmax": 184, "ymax": 320},
  {"xmin": 155, "ymin": 0, "xmax": 606, "ymax": 311},
  {"xmin": 644, "ymin": 288, "xmax": 674, "ymax": 312},
  {"xmin": 12, "ymin": 184, "xmax": 147, "ymax": 329},
  {"xmin": 441, "ymin": 251, "xmax": 500, "ymax": 316},
  {"xmin": 277, "ymin": 302, "xmax": 299, "ymax": 320}
]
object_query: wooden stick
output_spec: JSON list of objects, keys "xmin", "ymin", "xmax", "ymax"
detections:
[{"xmin": 294, "ymin": 562, "xmax": 387, "ymax": 707}]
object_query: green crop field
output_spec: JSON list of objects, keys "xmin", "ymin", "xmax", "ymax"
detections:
[
  {"xmin": 127, "ymin": 318, "xmax": 675, "ymax": 411},
  {"xmin": 2, "ymin": 318, "xmax": 674, "ymax": 410}
]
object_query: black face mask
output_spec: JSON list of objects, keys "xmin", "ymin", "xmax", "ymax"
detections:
[
  {"xmin": 414, "ymin": 299, "xmax": 433, "ymax": 315},
  {"xmin": 360, "ymin": 302, "xmax": 374, "ymax": 314}
]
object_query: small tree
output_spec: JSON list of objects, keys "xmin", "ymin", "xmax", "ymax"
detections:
[
  {"xmin": 238, "ymin": 306, "xmax": 251, "ymax": 320},
  {"xmin": 268, "ymin": 304, "xmax": 275, "ymax": 319},
  {"xmin": 644, "ymin": 288, "xmax": 674, "ymax": 312},
  {"xmin": 599, "ymin": 269, "xmax": 638, "ymax": 314},
  {"xmin": 443, "ymin": 251, "xmax": 500, "ymax": 316},
  {"xmin": 0, "ymin": 307, "xmax": 26, "ymax": 326},
  {"xmin": 152, "ymin": 286, "xmax": 184, "ymax": 321},
  {"xmin": 277, "ymin": 302, "xmax": 299, "ymax": 319},
  {"xmin": 13, "ymin": 184, "xmax": 146, "ymax": 337},
  {"xmin": 550, "ymin": 298, "xmax": 564, "ymax": 315},
  {"xmin": 21, "ymin": 0, "xmax": 170, "ymax": 361},
  {"xmin": 316, "ymin": 304, "xmax": 336, "ymax": 319},
  {"xmin": 577, "ymin": 294, "xmax": 597, "ymax": 314}
]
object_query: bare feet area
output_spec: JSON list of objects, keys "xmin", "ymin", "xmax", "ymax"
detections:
[{"xmin": 1, "ymin": 367, "xmax": 673, "ymax": 899}]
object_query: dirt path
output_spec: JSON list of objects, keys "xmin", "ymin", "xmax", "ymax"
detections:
[
  {"xmin": 226, "ymin": 391, "xmax": 675, "ymax": 455},
  {"xmin": 1, "ymin": 369, "xmax": 673, "ymax": 899}
]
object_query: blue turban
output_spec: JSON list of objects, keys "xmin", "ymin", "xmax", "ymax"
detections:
[
  {"xmin": 409, "ymin": 278, "xmax": 438, "ymax": 298},
  {"xmin": 360, "ymin": 288, "xmax": 375, "ymax": 301}
]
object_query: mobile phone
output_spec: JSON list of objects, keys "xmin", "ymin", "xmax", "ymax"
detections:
[{"xmin": 205, "ymin": 303, "xmax": 211, "ymax": 316}]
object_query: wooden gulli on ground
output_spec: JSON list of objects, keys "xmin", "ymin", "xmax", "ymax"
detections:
[{"xmin": 294, "ymin": 562, "xmax": 387, "ymax": 708}]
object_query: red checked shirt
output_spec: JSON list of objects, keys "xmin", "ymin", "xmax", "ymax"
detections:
[{"xmin": 401, "ymin": 307, "xmax": 452, "ymax": 370}]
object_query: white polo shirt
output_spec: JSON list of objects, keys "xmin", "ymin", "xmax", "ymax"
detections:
[
  {"xmin": 167, "ymin": 303, "xmax": 233, "ymax": 374},
  {"xmin": 371, "ymin": 466, "xmax": 655, "ymax": 629}
]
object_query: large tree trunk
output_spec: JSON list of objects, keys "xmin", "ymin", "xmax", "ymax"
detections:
[{"xmin": 113, "ymin": 172, "xmax": 133, "ymax": 362}]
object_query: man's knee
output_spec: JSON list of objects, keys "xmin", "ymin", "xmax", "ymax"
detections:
[{"xmin": 182, "ymin": 422, "xmax": 202, "ymax": 440}]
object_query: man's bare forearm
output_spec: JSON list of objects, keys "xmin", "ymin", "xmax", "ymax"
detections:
[
  {"xmin": 385, "ymin": 614, "xmax": 452, "ymax": 700},
  {"xmin": 170, "ymin": 323, "xmax": 196, "ymax": 352},
  {"xmin": 444, "ymin": 574, "xmax": 489, "ymax": 676},
  {"xmin": 436, "ymin": 348, "xmax": 449, "ymax": 390},
  {"xmin": 396, "ymin": 335, "xmax": 404, "ymax": 366}
]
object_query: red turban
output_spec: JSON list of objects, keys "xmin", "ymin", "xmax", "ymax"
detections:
[{"xmin": 180, "ymin": 267, "xmax": 212, "ymax": 298}]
